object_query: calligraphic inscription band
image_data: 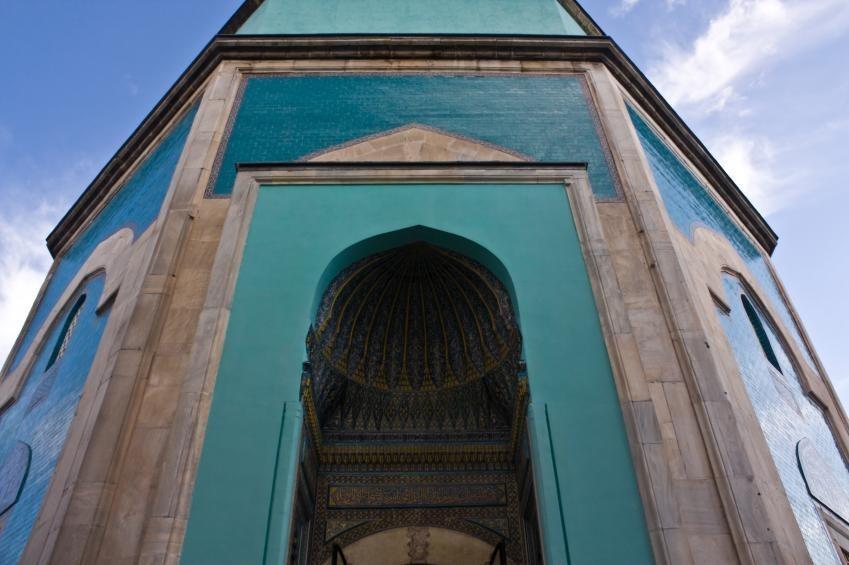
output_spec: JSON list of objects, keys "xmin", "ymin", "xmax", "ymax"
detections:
[{"xmin": 327, "ymin": 483, "xmax": 508, "ymax": 509}]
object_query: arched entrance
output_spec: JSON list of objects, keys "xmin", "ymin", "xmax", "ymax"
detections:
[
  {"xmin": 321, "ymin": 527, "xmax": 513, "ymax": 565},
  {"xmin": 290, "ymin": 240, "xmax": 541, "ymax": 564}
]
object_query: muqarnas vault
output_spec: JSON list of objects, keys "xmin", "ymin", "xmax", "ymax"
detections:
[{"xmin": 2, "ymin": 1, "xmax": 848, "ymax": 564}]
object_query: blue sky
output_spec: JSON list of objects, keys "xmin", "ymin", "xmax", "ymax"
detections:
[{"xmin": 0, "ymin": 1, "xmax": 847, "ymax": 404}]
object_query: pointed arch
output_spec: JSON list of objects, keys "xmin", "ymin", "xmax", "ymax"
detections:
[
  {"xmin": 311, "ymin": 226, "xmax": 520, "ymax": 324},
  {"xmin": 45, "ymin": 293, "xmax": 87, "ymax": 371}
]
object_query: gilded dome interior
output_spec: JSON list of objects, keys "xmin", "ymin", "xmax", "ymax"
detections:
[{"xmin": 304, "ymin": 242, "xmax": 523, "ymax": 444}]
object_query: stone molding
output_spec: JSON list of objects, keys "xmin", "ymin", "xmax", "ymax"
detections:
[
  {"xmin": 46, "ymin": 36, "xmax": 777, "ymax": 258},
  {"xmin": 302, "ymin": 123, "xmax": 530, "ymax": 163}
]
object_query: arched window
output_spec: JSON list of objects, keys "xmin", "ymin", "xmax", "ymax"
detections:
[
  {"xmin": 45, "ymin": 294, "xmax": 86, "ymax": 370},
  {"xmin": 741, "ymin": 294, "xmax": 782, "ymax": 373}
]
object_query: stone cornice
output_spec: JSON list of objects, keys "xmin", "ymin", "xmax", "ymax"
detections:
[{"xmin": 46, "ymin": 35, "xmax": 778, "ymax": 256}]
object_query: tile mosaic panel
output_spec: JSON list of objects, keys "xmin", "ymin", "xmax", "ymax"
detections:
[
  {"xmin": 208, "ymin": 75, "xmax": 619, "ymax": 199},
  {"xmin": 327, "ymin": 483, "xmax": 508, "ymax": 509},
  {"xmin": 628, "ymin": 105, "xmax": 817, "ymax": 370},
  {"xmin": 237, "ymin": 0, "xmax": 586, "ymax": 36},
  {"xmin": 0, "ymin": 442, "xmax": 30, "ymax": 516},
  {"xmin": 0, "ymin": 276, "xmax": 109, "ymax": 564},
  {"xmin": 798, "ymin": 438, "xmax": 849, "ymax": 525},
  {"xmin": 719, "ymin": 275, "xmax": 849, "ymax": 565},
  {"xmin": 4, "ymin": 103, "xmax": 198, "ymax": 373}
]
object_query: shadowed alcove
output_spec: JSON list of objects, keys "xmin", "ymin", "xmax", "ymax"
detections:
[{"xmin": 291, "ymin": 228, "xmax": 541, "ymax": 564}]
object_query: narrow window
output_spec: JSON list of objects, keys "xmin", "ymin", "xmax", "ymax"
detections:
[
  {"xmin": 741, "ymin": 294, "xmax": 782, "ymax": 373},
  {"xmin": 46, "ymin": 294, "xmax": 86, "ymax": 370}
]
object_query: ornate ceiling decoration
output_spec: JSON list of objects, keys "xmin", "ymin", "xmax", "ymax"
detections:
[{"xmin": 303, "ymin": 242, "xmax": 526, "ymax": 462}]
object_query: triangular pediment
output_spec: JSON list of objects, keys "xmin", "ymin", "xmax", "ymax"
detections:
[{"xmin": 304, "ymin": 124, "xmax": 530, "ymax": 163}]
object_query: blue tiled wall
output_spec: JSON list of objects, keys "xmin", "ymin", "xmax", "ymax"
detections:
[
  {"xmin": 5, "ymin": 103, "xmax": 198, "ymax": 373},
  {"xmin": 0, "ymin": 275, "xmax": 109, "ymax": 564},
  {"xmin": 627, "ymin": 106, "xmax": 816, "ymax": 369},
  {"xmin": 718, "ymin": 275, "xmax": 848, "ymax": 565},
  {"xmin": 237, "ymin": 0, "xmax": 586, "ymax": 35},
  {"xmin": 209, "ymin": 75, "xmax": 619, "ymax": 199}
]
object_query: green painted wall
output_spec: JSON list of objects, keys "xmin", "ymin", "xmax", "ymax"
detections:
[
  {"xmin": 182, "ymin": 183, "xmax": 651, "ymax": 564},
  {"xmin": 237, "ymin": 0, "xmax": 586, "ymax": 35}
]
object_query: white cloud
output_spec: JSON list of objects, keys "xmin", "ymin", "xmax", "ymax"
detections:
[
  {"xmin": 827, "ymin": 118, "xmax": 849, "ymax": 132},
  {"xmin": 0, "ymin": 205, "xmax": 58, "ymax": 366},
  {"xmin": 650, "ymin": 0, "xmax": 849, "ymax": 114},
  {"xmin": 0, "ymin": 158, "xmax": 94, "ymax": 367},
  {"xmin": 611, "ymin": 0, "xmax": 641, "ymax": 17},
  {"xmin": 708, "ymin": 133, "xmax": 798, "ymax": 215},
  {"xmin": 611, "ymin": 0, "xmax": 684, "ymax": 15},
  {"xmin": 123, "ymin": 74, "xmax": 140, "ymax": 97},
  {"xmin": 645, "ymin": 0, "xmax": 849, "ymax": 215},
  {"xmin": 0, "ymin": 126, "xmax": 12, "ymax": 156}
]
